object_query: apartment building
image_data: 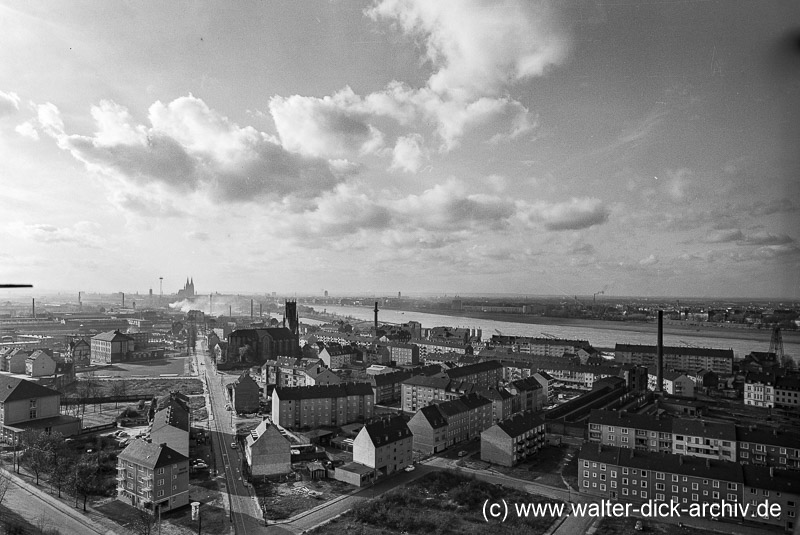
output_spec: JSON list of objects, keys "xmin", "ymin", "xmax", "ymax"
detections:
[
  {"xmin": 383, "ymin": 342, "xmax": 419, "ymax": 366},
  {"xmin": 245, "ymin": 419, "xmax": 291, "ymax": 477},
  {"xmin": 672, "ymin": 419, "xmax": 736, "ymax": 461},
  {"xmin": 91, "ymin": 330, "xmax": 135, "ymax": 364},
  {"xmin": 647, "ymin": 369, "xmax": 695, "ymax": 397},
  {"xmin": 353, "ymin": 416, "xmax": 413, "ymax": 476},
  {"xmin": 25, "ymin": 350, "xmax": 57, "ymax": 377},
  {"xmin": 149, "ymin": 401, "xmax": 190, "ymax": 458},
  {"xmin": 319, "ymin": 345, "xmax": 358, "ymax": 369},
  {"xmin": 271, "ymin": 382, "xmax": 374, "ymax": 429},
  {"xmin": 481, "ymin": 411, "xmax": 546, "ymax": 467},
  {"xmin": 230, "ymin": 372, "xmax": 260, "ymax": 413},
  {"xmin": 578, "ymin": 444, "xmax": 800, "ymax": 533},
  {"xmin": 490, "ymin": 336, "xmax": 596, "ymax": 358},
  {"xmin": 587, "ymin": 410, "xmax": 673, "ymax": 454},
  {"xmin": 745, "ymin": 372, "xmax": 800, "ymax": 409},
  {"xmin": 737, "ymin": 426, "xmax": 800, "ymax": 470},
  {"xmin": 445, "ymin": 360, "xmax": 503, "ymax": 389},
  {"xmin": 615, "ymin": 344, "xmax": 733, "ymax": 374},
  {"xmin": 437, "ymin": 393, "xmax": 494, "ymax": 446},
  {"xmin": 506, "ymin": 377, "xmax": 544, "ymax": 413},
  {"xmin": 481, "ymin": 387, "xmax": 515, "ymax": 423},
  {"xmin": 407, "ymin": 404, "xmax": 449, "ymax": 454},
  {"xmin": 117, "ymin": 440, "xmax": 190, "ymax": 512},
  {"xmin": 0, "ymin": 376, "xmax": 81, "ymax": 442},
  {"xmin": 411, "ymin": 339, "xmax": 469, "ymax": 361}
]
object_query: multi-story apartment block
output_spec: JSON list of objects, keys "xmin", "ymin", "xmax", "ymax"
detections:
[
  {"xmin": 353, "ymin": 416, "xmax": 413, "ymax": 476},
  {"xmin": 737, "ymin": 426, "xmax": 800, "ymax": 469},
  {"xmin": 245, "ymin": 419, "xmax": 291, "ymax": 477},
  {"xmin": 411, "ymin": 339, "xmax": 469, "ymax": 361},
  {"xmin": 615, "ymin": 344, "xmax": 734, "ymax": 374},
  {"xmin": 490, "ymin": 335, "xmax": 596, "ymax": 358},
  {"xmin": 481, "ymin": 411, "xmax": 546, "ymax": 467},
  {"xmin": 401, "ymin": 375, "xmax": 451, "ymax": 412},
  {"xmin": 224, "ymin": 327, "xmax": 300, "ymax": 367},
  {"xmin": 362, "ymin": 345, "xmax": 391, "ymax": 365},
  {"xmin": 319, "ymin": 345, "xmax": 358, "ymax": 369},
  {"xmin": 149, "ymin": 400, "xmax": 190, "ymax": 458},
  {"xmin": 271, "ymin": 383, "xmax": 374, "ymax": 429},
  {"xmin": 0, "ymin": 376, "xmax": 81, "ymax": 442},
  {"xmin": 744, "ymin": 372, "xmax": 777, "ymax": 407},
  {"xmin": 117, "ymin": 440, "xmax": 189, "ymax": 512},
  {"xmin": 506, "ymin": 377, "xmax": 544, "ymax": 413},
  {"xmin": 481, "ymin": 387, "xmax": 515, "ymax": 423},
  {"xmin": 672, "ymin": 419, "xmax": 736, "ymax": 461},
  {"xmin": 230, "ymin": 372, "xmax": 260, "ymax": 413},
  {"xmin": 25, "ymin": 350, "xmax": 57, "ymax": 377},
  {"xmin": 91, "ymin": 330, "xmax": 135, "ymax": 364},
  {"xmin": 383, "ymin": 342, "xmax": 419, "ymax": 366},
  {"xmin": 774, "ymin": 375, "xmax": 800, "ymax": 408},
  {"xmin": 579, "ymin": 444, "xmax": 800, "ymax": 533},
  {"xmin": 445, "ymin": 360, "xmax": 503, "ymax": 389},
  {"xmin": 587, "ymin": 410, "xmax": 673, "ymax": 454},
  {"xmin": 407, "ymin": 404, "xmax": 449, "ymax": 454},
  {"xmin": 437, "ymin": 393, "xmax": 494, "ymax": 446},
  {"xmin": 67, "ymin": 339, "xmax": 91, "ymax": 366}
]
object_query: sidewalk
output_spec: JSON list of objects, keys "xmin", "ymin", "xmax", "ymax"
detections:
[{"xmin": 1, "ymin": 465, "xmax": 125, "ymax": 535}]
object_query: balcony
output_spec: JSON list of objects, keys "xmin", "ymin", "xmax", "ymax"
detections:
[{"xmin": 116, "ymin": 473, "xmax": 126, "ymax": 481}]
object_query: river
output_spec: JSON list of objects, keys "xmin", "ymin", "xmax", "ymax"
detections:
[{"xmin": 307, "ymin": 305, "xmax": 800, "ymax": 362}]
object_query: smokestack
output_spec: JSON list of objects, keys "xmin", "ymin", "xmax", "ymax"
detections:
[
  {"xmin": 251, "ymin": 299, "xmax": 253, "ymax": 319},
  {"xmin": 229, "ymin": 305, "xmax": 232, "ymax": 317},
  {"xmin": 374, "ymin": 301, "xmax": 379, "ymax": 332},
  {"xmin": 259, "ymin": 303, "xmax": 262, "ymax": 318},
  {"xmin": 32, "ymin": 298, "xmax": 35, "ymax": 319},
  {"xmin": 209, "ymin": 294, "xmax": 213, "ymax": 315},
  {"xmin": 657, "ymin": 310, "xmax": 664, "ymax": 394},
  {"xmin": 122, "ymin": 292, "xmax": 125, "ymax": 308}
]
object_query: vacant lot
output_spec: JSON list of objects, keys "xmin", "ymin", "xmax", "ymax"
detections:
[
  {"xmin": 260, "ymin": 478, "xmax": 352, "ymax": 520},
  {"xmin": 63, "ymin": 378, "xmax": 204, "ymax": 398},
  {"xmin": 311, "ymin": 470, "xmax": 562, "ymax": 535},
  {"xmin": 595, "ymin": 515, "xmax": 723, "ymax": 535},
  {"xmin": 78, "ymin": 355, "xmax": 195, "ymax": 378}
]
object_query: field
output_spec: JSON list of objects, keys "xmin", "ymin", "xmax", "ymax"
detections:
[
  {"xmin": 311, "ymin": 471, "xmax": 562, "ymax": 535},
  {"xmin": 63, "ymin": 378, "xmax": 204, "ymax": 398}
]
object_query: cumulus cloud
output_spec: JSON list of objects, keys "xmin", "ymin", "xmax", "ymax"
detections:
[
  {"xmin": 269, "ymin": 1, "xmax": 569, "ymax": 166},
  {"xmin": 366, "ymin": 0, "xmax": 569, "ymax": 100},
  {"xmin": 523, "ymin": 197, "xmax": 610, "ymax": 231},
  {"xmin": 32, "ymin": 96, "xmax": 341, "ymax": 202},
  {"xmin": 390, "ymin": 134, "xmax": 425, "ymax": 173},
  {"xmin": 0, "ymin": 91, "xmax": 20, "ymax": 116},
  {"xmin": 270, "ymin": 88, "xmax": 386, "ymax": 159}
]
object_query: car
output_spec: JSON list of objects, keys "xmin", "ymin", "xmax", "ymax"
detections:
[
  {"xmin": 457, "ymin": 450, "xmax": 468, "ymax": 457},
  {"xmin": 404, "ymin": 465, "xmax": 415, "ymax": 472},
  {"xmin": 194, "ymin": 462, "xmax": 208, "ymax": 469},
  {"xmin": 230, "ymin": 442, "xmax": 237, "ymax": 449},
  {"xmin": 634, "ymin": 520, "xmax": 643, "ymax": 531}
]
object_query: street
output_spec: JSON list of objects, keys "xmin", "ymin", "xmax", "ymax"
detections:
[{"xmin": 196, "ymin": 343, "xmax": 265, "ymax": 534}]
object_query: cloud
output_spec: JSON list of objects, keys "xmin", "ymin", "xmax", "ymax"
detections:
[
  {"xmin": 269, "ymin": 88, "xmax": 386, "ymax": 159},
  {"xmin": 14, "ymin": 121, "xmax": 39, "ymax": 140},
  {"xmin": 524, "ymin": 197, "xmax": 610, "ymax": 231},
  {"xmin": 0, "ymin": 91, "xmax": 20, "ymax": 116},
  {"xmin": 390, "ymin": 133, "xmax": 425, "ymax": 173},
  {"xmin": 33, "ymin": 96, "xmax": 342, "ymax": 202},
  {"xmin": 366, "ymin": 0, "xmax": 570, "ymax": 100},
  {"xmin": 12, "ymin": 221, "xmax": 104, "ymax": 248},
  {"xmin": 749, "ymin": 198, "xmax": 797, "ymax": 216}
]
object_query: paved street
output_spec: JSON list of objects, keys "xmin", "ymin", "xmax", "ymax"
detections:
[{"xmin": 196, "ymin": 344, "xmax": 265, "ymax": 534}]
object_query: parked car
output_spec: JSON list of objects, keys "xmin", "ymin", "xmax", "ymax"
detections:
[
  {"xmin": 230, "ymin": 442, "xmax": 237, "ymax": 449},
  {"xmin": 457, "ymin": 450, "xmax": 468, "ymax": 457},
  {"xmin": 404, "ymin": 465, "xmax": 415, "ymax": 472},
  {"xmin": 194, "ymin": 462, "xmax": 209, "ymax": 469}
]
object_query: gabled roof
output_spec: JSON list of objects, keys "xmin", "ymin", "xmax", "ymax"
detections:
[
  {"xmin": 92, "ymin": 330, "xmax": 134, "ymax": 342},
  {"xmin": 494, "ymin": 411, "xmax": 545, "ymax": 438},
  {"xmin": 361, "ymin": 416, "xmax": 412, "ymax": 448},
  {"xmin": 445, "ymin": 360, "xmax": 503, "ymax": 379},
  {"xmin": 401, "ymin": 374, "xmax": 450, "ymax": 389},
  {"xmin": 416, "ymin": 405, "xmax": 448, "ymax": 429},
  {"xmin": 742, "ymin": 464, "xmax": 800, "ymax": 494},
  {"xmin": 246, "ymin": 419, "xmax": 291, "ymax": 449},
  {"xmin": 151, "ymin": 402, "xmax": 190, "ymax": 433},
  {"xmin": 0, "ymin": 376, "xmax": 60, "ymax": 402},
  {"xmin": 510, "ymin": 377, "xmax": 542, "ymax": 391},
  {"xmin": 118, "ymin": 439, "xmax": 188, "ymax": 469}
]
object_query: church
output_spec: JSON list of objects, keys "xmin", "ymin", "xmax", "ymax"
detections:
[{"xmin": 177, "ymin": 278, "xmax": 195, "ymax": 300}]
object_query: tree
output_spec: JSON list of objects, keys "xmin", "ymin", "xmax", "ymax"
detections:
[
  {"xmin": 0, "ymin": 470, "xmax": 10, "ymax": 509},
  {"xmin": 130, "ymin": 506, "xmax": 156, "ymax": 535},
  {"xmin": 69, "ymin": 454, "xmax": 102, "ymax": 511},
  {"xmin": 20, "ymin": 429, "xmax": 52, "ymax": 485}
]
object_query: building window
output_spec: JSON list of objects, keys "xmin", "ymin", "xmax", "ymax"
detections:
[{"xmin": 157, "ymin": 490, "xmax": 164, "ymax": 497}]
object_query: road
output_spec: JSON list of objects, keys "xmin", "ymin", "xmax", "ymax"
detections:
[
  {"xmin": 1, "ymin": 471, "xmax": 110, "ymax": 535},
  {"xmin": 196, "ymin": 343, "xmax": 264, "ymax": 534}
]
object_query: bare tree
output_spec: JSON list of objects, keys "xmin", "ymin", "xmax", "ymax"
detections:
[
  {"xmin": 0, "ymin": 470, "xmax": 10, "ymax": 509},
  {"xmin": 20, "ymin": 429, "xmax": 52, "ymax": 485},
  {"xmin": 130, "ymin": 506, "xmax": 156, "ymax": 535}
]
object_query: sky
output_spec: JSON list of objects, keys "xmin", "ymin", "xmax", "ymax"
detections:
[{"xmin": 1, "ymin": 0, "xmax": 799, "ymax": 299}]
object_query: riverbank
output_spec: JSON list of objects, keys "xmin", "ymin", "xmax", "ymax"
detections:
[{"xmin": 320, "ymin": 306, "xmax": 800, "ymax": 345}]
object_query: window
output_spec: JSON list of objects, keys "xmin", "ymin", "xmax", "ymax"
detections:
[
  {"xmin": 611, "ymin": 481, "xmax": 617, "ymax": 488},
  {"xmin": 623, "ymin": 478, "xmax": 629, "ymax": 485},
  {"xmin": 672, "ymin": 485, "xmax": 678, "ymax": 492},
  {"xmin": 601, "ymin": 464, "xmax": 606, "ymax": 471},
  {"xmin": 157, "ymin": 490, "xmax": 164, "ymax": 497},
  {"xmin": 583, "ymin": 481, "xmax": 589, "ymax": 488},
  {"xmin": 622, "ymin": 488, "xmax": 628, "ymax": 495},
  {"xmin": 728, "ymin": 483, "xmax": 737, "ymax": 490},
  {"xmin": 713, "ymin": 481, "xmax": 719, "ymax": 488},
  {"xmin": 656, "ymin": 493, "xmax": 665, "ymax": 501},
  {"xmin": 656, "ymin": 483, "xmax": 665, "ymax": 491},
  {"xmin": 713, "ymin": 492, "xmax": 719, "ymax": 499},
  {"xmin": 157, "ymin": 479, "xmax": 164, "ymax": 486},
  {"xmin": 656, "ymin": 472, "xmax": 665, "ymax": 480},
  {"xmin": 641, "ymin": 481, "xmax": 647, "ymax": 488},
  {"xmin": 641, "ymin": 491, "xmax": 647, "ymax": 499},
  {"xmin": 584, "ymin": 470, "xmax": 589, "ymax": 478},
  {"xmin": 600, "ymin": 484, "xmax": 606, "ymax": 491},
  {"xmin": 692, "ymin": 483, "xmax": 698, "ymax": 490},
  {"xmin": 623, "ymin": 468, "xmax": 629, "ymax": 475},
  {"xmin": 157, "ymin": 468, "xmax": 164, "ymax": 475},
  {"xmin": 672, "ymin": 475, "xmax": 679, "ymax": 482},
  {"xmin": 641, "ymin": 470, "xmax": 647, "ymax": 477},
  {"xmin": 692, "ymin": 493, "xmax": 698, "ymax": 501},
  {"xmin": 611, "ymin": 470, "xmax": 617, "ymax": 478},
  {"xmin": 583, "ymin": 460, "xmax": 589, "ymax": 468},
  {"xmin": 728, "ymin": 494, "xmax": 737, "ymax": 501}
]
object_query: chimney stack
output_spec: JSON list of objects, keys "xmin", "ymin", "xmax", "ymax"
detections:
[
  {"xmin": 251, "ymin": 299, "xmax": 253, "ymax": 319},
  {"xmin": 374, "ymin": 301, "xmax": 379, "ymax": 332},
  {"xmin": 656, "ymin": 310, "xmax": 664, "ymax": 394},
  {"xmin": 122, "ymin": 292, "xmax": 125, "ymax": 308},
  {"xmin": 32, "ymin": 298, "xmax": 35, "ymax": 319}
]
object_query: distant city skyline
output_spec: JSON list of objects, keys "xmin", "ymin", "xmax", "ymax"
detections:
[{"xmin": 1, "ymin": 2, "xmax": 798, "ymax": 298}]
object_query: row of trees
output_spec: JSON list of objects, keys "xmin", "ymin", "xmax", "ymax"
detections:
[{"xmin": 15, "ymin": 430, "xmax": 112, "ymax": 511}]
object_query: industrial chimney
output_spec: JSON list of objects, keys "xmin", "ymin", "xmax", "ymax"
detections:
[
  {"xmin": 32, "ymin": 298, "xmax": 35, "ymax": 319},
  {"xmin": 251, "ymin": 299, "xmax": 254, "ymax": 319},
  {"xmin": 122, "ymin": 292, "xmax": 125, "ymax": 308},
  {"xmin": 374, "ymin": 301, "xmax": 379, "ymax": 333},
  {"xmin": 656, "ymin": 310, "xmax": 664, "ymax": 394}
]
